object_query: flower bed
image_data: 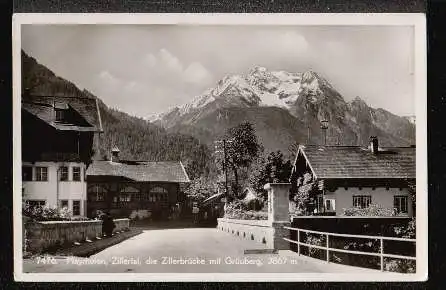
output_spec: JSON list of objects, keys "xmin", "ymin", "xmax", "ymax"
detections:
[{"xmin": 223, "ymin": 199, "xmax": 268, "ymax": 220}]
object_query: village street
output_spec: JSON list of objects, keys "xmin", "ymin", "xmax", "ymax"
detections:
[{"xmin": 23, "ymin": 227, "xmax": 381, "ymax": 273}]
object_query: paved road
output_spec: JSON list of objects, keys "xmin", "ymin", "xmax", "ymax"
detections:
[{"xmin": 23, "ymin": 228, "xmax": 379, "ymax": 273}]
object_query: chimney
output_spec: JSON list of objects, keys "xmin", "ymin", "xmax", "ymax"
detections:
[
  {"xmin": 111, "ymin": 146, "xmax": 120, "ymax": 163},
  {"xmin": 369, "ymin": 136, "xmax": 378, "ymax": 154}
]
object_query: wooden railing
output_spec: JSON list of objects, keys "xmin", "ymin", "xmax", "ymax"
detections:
[{"xmin": 283, "ymin": 226, "xmax": 416, "ymax": 271}]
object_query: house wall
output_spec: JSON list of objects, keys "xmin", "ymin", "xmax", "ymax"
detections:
[
  {"xmin": 24, "ymin": 218, "xmax": 130, "ymax": 254},
  {"xmin": 22, "ymin": 161, "xmax": 87, "ymax": 216},
  {"xmin": 86, "ymin": 180, "xmax": 184, "ymax": 218},
  {"xmin": 324, "ymin": 187, "xmax": 413, "ymax": 217}
]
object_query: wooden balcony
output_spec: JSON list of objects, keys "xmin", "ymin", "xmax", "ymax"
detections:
[{"xmin": 40, "ymin": 152, "xmax": 81, "ymax": 162}]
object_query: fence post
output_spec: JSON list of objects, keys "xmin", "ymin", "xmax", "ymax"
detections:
[
  {"xmin": 380, "ymin": 238, "xmax": 384, "ymax": 271},
  {"xmin": 297, "ymin": 229, "xmax": 300, "ymax": 256},
  {"xmin": 326, "ymin": 233, "xmax": 330, "ymax": 263}
]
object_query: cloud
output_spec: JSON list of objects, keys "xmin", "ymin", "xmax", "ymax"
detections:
[
  {"xmin": 98, "ymin": 70, "xmax": 121, "ymax": 86},
  {"xmin": 159, "ymin": 48, "xmax": 184, "ymax": 73},
  {"xmin": 278, "ymin": 31, "xmax": 309, "ymax": 55},
  {"xmin": 142, "ymin": 48, "xmax": 213, "ymax": 87},
  {"xmin": 143, "ymin": 53, "xmax": 157, "ymax": 67},
  {"xmin": 183, "ymin": 62, "xmax": 212, "ymax": 84}
]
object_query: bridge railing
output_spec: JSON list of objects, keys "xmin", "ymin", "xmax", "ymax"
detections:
[{"xmin": 283, "ymin": 226, "xmax": 416, "ymax": 271}]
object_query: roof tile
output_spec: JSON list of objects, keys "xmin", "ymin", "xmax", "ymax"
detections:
[
  {"xmin": 86, "ymin": 160, "xmax": 190, "ymax": 183},
  {"xmin": 300, "ymin": 145, "xmax": 415, "ymax": 179}
]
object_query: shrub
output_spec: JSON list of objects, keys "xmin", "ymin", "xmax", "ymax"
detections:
[
  {"xmin": 342, "ymin": 204, "xmax": 396, "ymax": 216},
  {"xmin": 224, "ymin": 200, "xmax": 268, "ymax": 220},
  {"xmin": 22, "ymin": 202, "xmax": 91, "ymax": 221},
  {"xmin": 305, "ymin": 234, "xmax": 324, "ymax": 257},
  {"xmin": 394, "ymin": 218, "xmax": 416, "ymax": 238},
  {"xmin": 243, "ymin": 196, "xmax": 264, "ymax": 211},
  {"xmin": 384, "ymin": 259, "xmax": 416, "ymax": 273}
]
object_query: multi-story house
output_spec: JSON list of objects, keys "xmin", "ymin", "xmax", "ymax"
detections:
[
  {"xmin": 21, "ymin": 92, "xmax": 103, "ymax": 217},
  {"xmin": 86, "ymin": 148, "xmax": 190, "ymax": 219},
  {"xmin": 289, "ymin": 137, "xmax": 416, "ymax": 217}
]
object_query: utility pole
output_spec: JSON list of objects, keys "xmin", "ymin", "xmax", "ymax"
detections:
[
  {"xmin": 320, "ymin": 120, "xmax": 329, "ymax": 146},
  {"xmin": 223, "ymin": 139, "xmax": 228, "ymax": 197},
  {"xmin": 215, "ymin": 139, "xmax": 233, "ymax": 198},
  {"xmin": 307, "ymin": 126, "xmax": 311, "ymax": 145}
]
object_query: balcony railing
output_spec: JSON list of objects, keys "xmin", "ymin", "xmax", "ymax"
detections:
[
  {"xmin": 283, "ymin": 226, "xmax": 416, "ymax": 272},
  {"xmin": 40, "ymin": 152, "xmax": 81, "ymax": 162}
]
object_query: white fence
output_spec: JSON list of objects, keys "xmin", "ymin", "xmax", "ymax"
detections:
[{"xmin": 283, "ymin": 226, "xmax": 416, "ymax": 271}]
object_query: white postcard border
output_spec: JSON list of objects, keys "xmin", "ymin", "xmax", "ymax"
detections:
[{"xmin": 12, "ymin": 13, "xmax": 428, "ymax": 282}]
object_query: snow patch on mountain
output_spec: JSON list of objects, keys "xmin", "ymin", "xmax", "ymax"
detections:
[{"xmin": 166, "ymin": 66, "xmax": 335, "ymax": 119}]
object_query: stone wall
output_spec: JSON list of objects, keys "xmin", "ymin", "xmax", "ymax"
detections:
[
  {"xmin": 113, "ymin": 218, "xmax": 130, "ymax": 232},
  {"xmin": 25, "ymin": 218, "xmax": 130, "ymax": 253},
  {"xmin": 217, "ymin": 218, "xmax": 273, "ymax": 247}
]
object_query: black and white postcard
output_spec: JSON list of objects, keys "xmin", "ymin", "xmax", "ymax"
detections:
[{"xmin": 12, "ymin": 13, "xmax": 427, "ymax": 282}]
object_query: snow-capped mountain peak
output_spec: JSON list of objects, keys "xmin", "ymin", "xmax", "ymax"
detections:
[{"xmin": 160, "ymin": 66, "xmax": 343, "ymax": 124}]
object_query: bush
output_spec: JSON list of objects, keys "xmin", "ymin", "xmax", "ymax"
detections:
[
  {"xmin": 394, "ymin": 218, "xmax": 416, "ymax": 238},
  {"xmin": 305, "ymin": 234, "xmax": 324, "ymax": 257},
  {"xmin": 384, "ymin": 259, "xmax": 416, "ymax": 273},
  {"xmin": 342, "ymin": 204, "xmax": 396, "ymax": 216},
  {"xmin": 22, "ymin": 202, "xmax": 90, "ymax": 221},
  {"xmin": 224, "ymin": 200, "xmax": 268, "ymax": 220},
  {"xmin": 243, "ymin": 196, "xmax": 264, "ymax": 211}
]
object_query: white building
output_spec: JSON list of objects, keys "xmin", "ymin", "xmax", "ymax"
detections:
[
  {"xmin": 21, "ymin": 93, "xmax": 103, "ymax": 216},
  {"xmin": 290, "ymin": 137, "xmax": 416, "ymax": 217}
]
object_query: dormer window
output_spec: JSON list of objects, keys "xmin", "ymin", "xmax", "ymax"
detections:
[
  {"xmin": 55, "ymin": 109, "xmax": 65, "ymax": 122},
  {"xmin": 54, "ymin": 102, "xmax": 69, "ymax": 123}
]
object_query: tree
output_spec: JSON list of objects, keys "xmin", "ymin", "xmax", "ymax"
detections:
[
  {"xmin": 249, "ymin": 150, "xmax": 293, "ymax": 201},
  {"xmin": 223, "ymin": 121, "xmax": 262, "ymax": 198},
  {"xmin": 185, "ymin": 177, "xmax": 217, "ymax": 202}
]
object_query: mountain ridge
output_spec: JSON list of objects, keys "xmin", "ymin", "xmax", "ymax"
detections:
[{"xmin": 155, "ymin": 66, "xmax": 415, "ymax": 152}]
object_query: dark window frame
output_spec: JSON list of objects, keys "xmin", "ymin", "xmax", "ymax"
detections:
[
  {"xmin": 60, "ymin": 166, "xmax": 69, "ymax": 181},
  {"xmin": 394, "ymin": 195, "xmax": 409, "ymax": 214},
  {"xmin": 26, "ymin": 200, "xmax": 46, "ymax": 208},
  {"xmin": 353, "ymin": 195, "xmax": 372, "ymax": 209},
  {"xmin": 60, "ymin": 200, "xmax": 69, "ymax": 209},
  {"xmin": 72, "ymin": 166, "xmax": 81, "ymax": 181},
  {"xmin": 72, "ymin": 200, "xmax": 81, "ymax": 216},
  {"xmin": 35, "ymin": 167, "xmax": 48, "ymax": 182},
  {"xmin": 55, "ymin": 108, "xmax": 66, "ymax": 122}
]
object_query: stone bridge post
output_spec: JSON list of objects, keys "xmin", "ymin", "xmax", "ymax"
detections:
[{"xmin": 264, "ymin": 183, "xmax": 291, "ymax": 251}]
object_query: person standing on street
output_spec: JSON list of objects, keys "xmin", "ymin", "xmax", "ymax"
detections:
[{"xmin": 192, "ymin": 202, "xmax": 199, "ymax": 225}]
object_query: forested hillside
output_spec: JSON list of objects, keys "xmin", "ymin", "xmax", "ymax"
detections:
[{"xmin": 21, "ymin": 51, "xmax": 214, "ymax": 179}]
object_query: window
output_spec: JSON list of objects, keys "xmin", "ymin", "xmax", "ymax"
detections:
[
  {"xmin": 60, "ymin": 166, "xmax": 69, "ymax": 181},
  {"xmin": 325, "ymin": 199, "xmax": 336, "ymax": 212},
  {"xmin": 96, "ymin": 192, "xmax": 105, "ymax": 201},
  {"xmin": 119, "ymin": 194, "xmax": 131, "ymax": 202},
  {"xmin": 72, "ymin": 200, "xmax": 81, "ymax": 215},
  {"xmin": 22, "ymin": 166, "xmax": 33, "ymax": 181},
  {"xmin": 55, "ymin": 109, "xmax": 65, "ymax": 122},
  {"xmin": 150, "ymin": 186, "xmax": 168, "ymax": 193},
  {"xmin": 88, "ymin": 185, "xmax": 107, "ymax": 201},
  {"xmin": 60, "ymin": 200, "xmax": 69, "ymax": 209},
  {"xmin": 72, "ymin": 167, "xmax": 81, "ymax": 181},
  {"xmin": 394, "ymin": 196, "xmax": 408, "ymax": 214},
  {"xmin": 353, "ymin": 195, "xmax": 372, "ymax": 209},
  {"xmin": 27, "ymin": 200, "xmax": 46, "ymax": 208},
  {"xmin": 149, "ymin": 186, "xmax": 168, "ymax": 202},
  {"xmin": 120, "ymin": 186, "xmax": 139, "ymax": 202},
  {"xmin": 35, "ymin": 167, "xmax": 48, "ymax": 181}
]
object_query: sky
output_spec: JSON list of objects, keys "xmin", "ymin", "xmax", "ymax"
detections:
[{"xmin": 21, "ymin": 24, "xmax": 415, "ymax": 118}]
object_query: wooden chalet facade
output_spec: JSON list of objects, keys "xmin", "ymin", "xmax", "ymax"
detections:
[
  {"xmin": 86, "ymin": 156, "xmax": 190, "ymax": 219},
  {"xmin": 290, "ymin": 137, "xmax": 416, "ymax": 217},
  {"xmin": 21, "ymin": 92, "xmax": 103, "ymax": 216}
]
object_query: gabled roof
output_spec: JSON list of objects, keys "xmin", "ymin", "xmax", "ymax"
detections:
[
  {"xmin": 22, "ymin": 94, "xmax": 103, "ymax": 132},
  {"xmin": 296, "ymin": 145, "xmax": 415, "ymax": 179},
  {"xmin": 86, "ymin": 160, "xmax": 191, "ymax": 183}
]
